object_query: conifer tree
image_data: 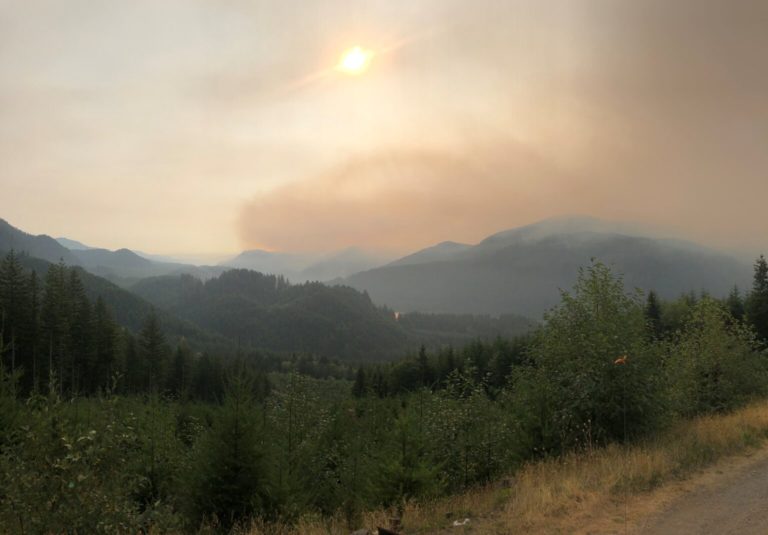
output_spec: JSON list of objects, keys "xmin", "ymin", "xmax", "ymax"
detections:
[
  {"xmin": 352, "ymin": 366, "xmax": 367, "ymax": 398},
  {"xmin": 24, "ymin": 270, "xmax": 40, "ymax": 392},
  {"xmin": 40, "ymin": 261, "xmax": 69, "ymax": 392},
  {"xmin": 91, "ymin": 297, "xmax": 118, "ymax": 393},
  {"xmin": 66, "ymin": 270, "xmax": 92, "ymax": 394},
  {"xmin": 167, "ymin": 339, "xmax": 192, "ymax": 399},
  {"xmin": 645, "ymin": 290, "xmax": 663, "ymax": 339},
  {"xmin": 0, "ymin": 250, "xmax": 27, "ymax": 379},
  {"xmin": 746, "ymin": 255, "xmax": 768, "ymax": 342},
  {"xmin": 417, "ymin": 345, "xmax": 434, "ymax": 388},
  {"xmin": 139, "ymin": 308, "xmax": 168, "ymax": 393},
  {"xmin": 726, "ymin": 286, "xmax": 745, "ymax": 322},
  {"xmin": 189, "ymin": 370, "xmax": 268, "ymax": 529}
]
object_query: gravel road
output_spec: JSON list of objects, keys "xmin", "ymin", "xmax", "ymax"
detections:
[{"xmin": 636, "ymin": 451, "xmax": 768, "ymax": 534}]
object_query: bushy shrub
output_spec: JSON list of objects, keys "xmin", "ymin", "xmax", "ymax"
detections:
[
  {"xmin": 666, "ymin": 298, "xmax": 767, "ymax": 416},
  {"xmin": 511, "ymin": 262, "xmax": 665, "ymax": 454}
]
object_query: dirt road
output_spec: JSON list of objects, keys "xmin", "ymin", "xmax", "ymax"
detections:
[{"xmin": 634, "ymin": 449, "xmax": 768, "ymax": 535}]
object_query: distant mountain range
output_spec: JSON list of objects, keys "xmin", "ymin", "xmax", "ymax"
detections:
[
  {"xmin": 220, "ymin": 247, "xmax": 391, "ymax": 283},
  {"xmin": 1, "ymin": 215, "xmax": 756, "ymax": 323},
  {"xmin": 1, "ymin": 217, "xmax": 532, "ymax": 360},
  {"xmin": 342, "ymin": 216, "xmax": 753, "ymax": 318}
]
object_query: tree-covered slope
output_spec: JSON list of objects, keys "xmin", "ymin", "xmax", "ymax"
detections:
[
  {"xmin": 11, "ymin": 253, "xmax": 231, "ymax": 353},
  {"xmin": 130, "ymin": 270, "xmax": 410, "ymax": 360},
  {"xmin": 345, "ymin": 220, "xmax": 751, "ymax": 318}
]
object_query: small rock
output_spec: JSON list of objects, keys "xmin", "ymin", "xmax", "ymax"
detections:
[{"xmin": 452, "ymin": 518, "xmax": 471, "ymax": 527}]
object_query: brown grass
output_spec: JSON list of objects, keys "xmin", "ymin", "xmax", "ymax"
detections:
[{"xmin": 243, "ymin": 400, "xmax": 768, "ymax": 534}]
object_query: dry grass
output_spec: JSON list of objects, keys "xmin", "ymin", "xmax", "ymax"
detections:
[{"xmin": 243, "ymin": 400, "xmax": 768, "ymax": 534}]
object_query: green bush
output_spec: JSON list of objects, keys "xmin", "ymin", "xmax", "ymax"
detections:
[{"xmin": 666, "ymin": 298, "xmax": 767, "ymax": 416}]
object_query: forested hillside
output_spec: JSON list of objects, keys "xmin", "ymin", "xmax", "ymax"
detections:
[
  {"xmin": 345, "ymin": 218, "xmax": 751, "ymax": 316},
  {"xmin": 131, "ymin": 270, "xmax": 410, "ymax": 360}
]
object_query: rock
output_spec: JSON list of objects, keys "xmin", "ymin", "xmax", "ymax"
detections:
[{"xmin": 452, "ymin": 518, "xmax": 471, "ymax": 527}]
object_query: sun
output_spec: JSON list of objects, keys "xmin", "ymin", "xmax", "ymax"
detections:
[{"xmin": 337, "ymin": 46, "xmax": 374, "ymax": 75}]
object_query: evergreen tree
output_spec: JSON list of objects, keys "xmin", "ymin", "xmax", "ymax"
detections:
[
  {"xmin": 120, "ymin": 331, "xmax": 141, "ymax": 394},
  {"xmin": 417, "ymin": 345, "xmax": 434, "ymax": 388},
  {"xmin": 645, "ymin": 290, "xmax": 663, "ymax": 339},
  {"xmin": 167, "ymin": 339, "xmax": 192, "ymax": 399},
  {"xmin": 65, "ymin": 270, "xmax": 92, "ymax": 394},
  {"xmin": 139, "ymin": 309, "xmax": 169, "ymax": 393},
  {"xmin": 726, "ymin": 286, "xmax": 745, "ymax": 322},
  {"xmin": 91, "ymin": 297, "xmax": 118, "ymax": 393},
  {"xmin": 23, "ymin": 270, "xmax": 41, "ymax": 392},
  {"xmin": 746, "ymin": 255, "xmax": 768, "ymax": 342},
  {"xmin": 0, "ymin": 250, "xmax": 27, "ymax": 384},
  {"xmin": 189, "ymin": 370, "xmax": 268, "ymax": 529},
  {"xmin": 40, "ymin": 261, "xmax": 69, "ymax": 392},
  {"xmin": 352, "ymin": 366, "xmax": 367, "ymax": 398}
]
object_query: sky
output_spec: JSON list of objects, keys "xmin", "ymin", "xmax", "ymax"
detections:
[{"xmin": 1, "ymin": 0, "xmax": 766, "ymax": 257}]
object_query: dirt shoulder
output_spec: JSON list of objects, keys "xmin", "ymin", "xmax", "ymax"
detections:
[{"xmin": 580, "ymin": 445, "xmax": 768, "ymax": 535}]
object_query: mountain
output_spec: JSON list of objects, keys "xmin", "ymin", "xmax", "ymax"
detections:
[
  {"xmin": 2, "ymin": 218, "xmax": 229, "ymax": 286},
  {"xmin": 221, "ymin": 249, "xmax": 310, "ymax": 278},
  {"xmin": 70, "ymin": 247, "xmax": 226, "ymax": 285},
  {"xmin": 299, "ymin": 247, "xmax": 392, "ymax": 281},
  {"xmin": 56, "ymin": 237, "xmax": 94, "ymax": 251},
  {"xmin": 343, "ymin": 216, "xmax": 752, "ymax": 318},
  {"xmin": 222, "ymin": 247, "xmax": 391, "ymax": 283},
  {"xmin": 130, "ymin": 270, "xmax": 409, "ymax": 360},
  {"xmin": 387, "ymin": 241, "xmax": 472, "ymax": 267},
  {"xmin": 0, "ymin": 219, "xmax": 80, "ymax": 265}
]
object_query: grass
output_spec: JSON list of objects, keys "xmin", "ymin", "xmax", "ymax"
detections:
[{"xmin": 241, "ymin": 400, "xmax": 768, "ymax": 534}]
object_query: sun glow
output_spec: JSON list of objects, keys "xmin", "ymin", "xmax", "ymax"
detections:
[{"xmin": 337, "ymin": 46, "xmax": 374, "ymax": 75}]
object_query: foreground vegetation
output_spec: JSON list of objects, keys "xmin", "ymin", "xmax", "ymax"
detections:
[
  {"xmin": 0, "ymin": 254, "xmax": 767, "ymax": 533},
  {"xmin": 247, "ymin": 399, "xmax": 768, "ymax": 534}
]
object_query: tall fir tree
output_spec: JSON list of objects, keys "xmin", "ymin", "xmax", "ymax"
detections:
[
  {"xmin": 90, "ymin": 297, "xmax": 118, "ymax": 394},
  {"xmin": 40, "ymin": 261, "xmax": 69, "ymax": 392},
  {"xmin": 725, "ymin": 286, "xmax": 745, "ymax": 322},
  {"xmin": 645, "ymin": 290, "xmax": 663, "ymax": 339},
  {"xmin": 24, "ymin": 270, "xmax": 40, "ymax": 392},
  {"xmin": 166, "ymin": 339, "xmax": 192, "ymax": 399},
  {"xmin": 138, "ymin": 308, "xmax": 169, "ymax": 393},
  {"xmin": 0, "ymin": 251, "xmax": 28, "ymax": 379},
  {"xmin": 352, "ymin": 366, "xmax": 367, "ymax": 398},
  {"xmin": 66, "ymin": 269, "xmax": 93, "ymax": 394}
]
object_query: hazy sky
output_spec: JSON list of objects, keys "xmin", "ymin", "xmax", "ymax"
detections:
[{"xmin": 1, "ymin": 0, "xmax": 766, "ymax": 256}]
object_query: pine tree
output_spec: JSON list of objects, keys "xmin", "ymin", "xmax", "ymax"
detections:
[
  {"xmin": 166, "ymin": 339, "xmax": 192, "ymax": 399},
  {"xmin": 645, "ymin": 290, "xmax": 663, "ymax": 339},
  {"xmin": 40, "ymin": 261, "xmax": 69, "ymax": 392},
  {"xmin": 65, "ymin": 270, "xmax": 93, "ymax": 394},
  {"xmin": 139, "ymin": 308, "xmax": 168, "ymax": 393},
  {"xmin": 24, "ymin": 271, "xmax": 40, "ymax": 392},
  {"xmin": 91, "ymin": 297, "xmax": 117, "ymax": 393},
  {"xmin": 746, "ymin": 255, "xmax": 768, "ymax": 342},
  {"xmin": 189, "ymin": 370, "xmax": 268, "ymax": 529},
  {"xmin": 725, "ymin": 286, "xmax": 745, "ymax": 322},
  {"xmin": 352, "ymin": 366, "xmax": 367, "ymax": 398},
  {"xmin": 121, "ymin": 331, "xmax": 141, "ymax": 394},
  {"xmin": 0, "ymin": 250, "xmax": 28, "ymax": 380},
  {"xmin": 417, "ymin": 345, "xmax": 434, "ymax": 388}
]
